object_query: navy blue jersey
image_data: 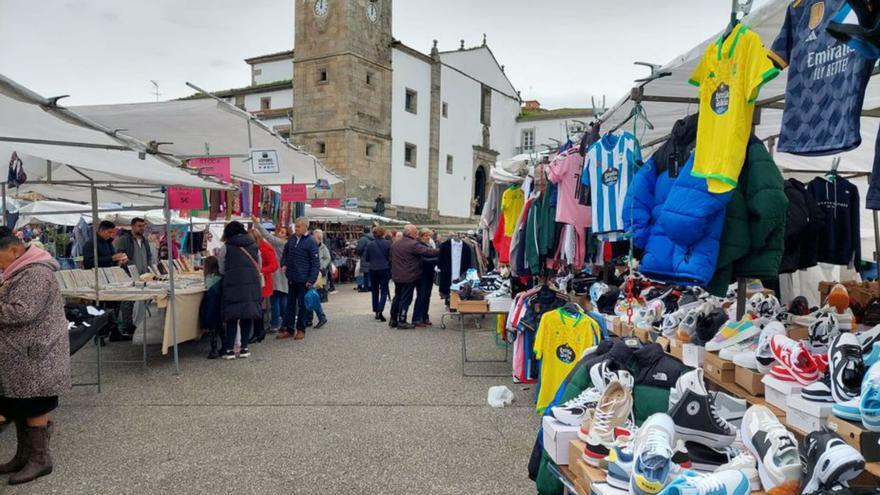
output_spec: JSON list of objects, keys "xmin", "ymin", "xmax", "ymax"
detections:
[{"xmin": 770, "ymin": 0, "xmax": 877, "ymax": 156}]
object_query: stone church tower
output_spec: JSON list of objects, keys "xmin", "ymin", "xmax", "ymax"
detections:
[{"xmin": 292, "ymin": 0, "xmax": 393, "ymax": 208}]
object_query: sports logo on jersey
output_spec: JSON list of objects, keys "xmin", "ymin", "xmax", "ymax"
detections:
[
  {"xmin": 810, "ymin": 2, "xmax": 825, "ymax": 30},
  {"xmin": 556, "ymin": 344, "xmax": 575, "ymax": 364},
  {"xmin": 602, "ymin": 168, "xmax": 619, "ymax": 186},
  {"xmin": 711, "ymin": 83, "xmax": 730, "ymax": 115}
]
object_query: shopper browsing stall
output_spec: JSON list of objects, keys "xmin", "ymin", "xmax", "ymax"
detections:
[
  {"xmin": 305, "ymin": 229, "xmax": 329, "ymax": 329},
  {"xmin": 83, "ymin": 220, "xmax": 127, "ymax": 269},
  {"xmin": 411, "ymin": 228, "xmax": 437, "ymax": 327},
  {"xmin": 279, "ymin": 217, "xmax": 320, "ymax": 340},
  {"xmin": 0, "ymin": 230, "xmax": 70, "ymax": 485},
  {"xmin": 365, "ymin": 226, "xmax": 391, "ymax": 322},
  {"xmin": 248, "ymin": 227, "xmax": 279, "ymax": 343},
  {"xmin": 389, "ymin": 224, "xmax": 438, "ymax": 329},
  {"xmin": 113, "ymin": 217, "xmax": 152, "ymax": 335},
  {"xmin": 355, "ymin": 226, "xmax": 374, "ymax": 292},
  {"xmin": 217, "ymin": 221, "xmax": 263, "ymax": 359},
  {"xmin": 252, "ymin": 216, "xmax": 290, "ymax": 334}
]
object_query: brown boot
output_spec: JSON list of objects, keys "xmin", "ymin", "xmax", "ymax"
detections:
[
  {"xmin": 0, "ymin": 420, "xmax": 28, "ymax": 474},
  {"xmin": 8, "ymin": 423, "xmax": 53, "ymax": 485}
]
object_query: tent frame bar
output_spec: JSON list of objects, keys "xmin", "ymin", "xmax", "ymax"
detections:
[{"xmin": 0, "ymin": 136, "xmax": 131, "ymax": 151}]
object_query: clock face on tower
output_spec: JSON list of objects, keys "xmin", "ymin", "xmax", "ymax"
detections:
[
  {"xmin": 314, "ymin": 0, "xmax": 329, "ymax": 17},
  {"xmin": 367, "ymin": 1, "xmax": 378, "ymax": 22}
]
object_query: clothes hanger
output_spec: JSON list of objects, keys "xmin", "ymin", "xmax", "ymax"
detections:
[
  {"xmin": 825, "ymin": 157, "xmax": 842, "ymax": 182},
  {"xmin": 723, "ymin": 0, "xmax": 754, "ymax": 41}
]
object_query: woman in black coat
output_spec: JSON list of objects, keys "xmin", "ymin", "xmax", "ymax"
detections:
[{"xmin": 218, "ymin": 221, "xmax": 263, "ymax": 360}]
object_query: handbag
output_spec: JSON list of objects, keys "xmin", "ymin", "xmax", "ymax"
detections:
[{"xmin": 238, "ymin": 246, "xmax": 265, "ymax": 289}]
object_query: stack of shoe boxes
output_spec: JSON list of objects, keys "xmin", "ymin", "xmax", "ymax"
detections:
[
  {"xmin": 704, "ymin": 351, "xmax": 736, "ymax": 383},
  {"xmin": 762, "ymin": 375, "xmax": 802, "ymax": 412},
  {"xmin": 542, "ymin": 416, "xmax": 580, "ymax": 465}
]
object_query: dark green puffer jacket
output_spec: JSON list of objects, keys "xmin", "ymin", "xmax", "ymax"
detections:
[{"xmin": 707, "ymin": 138, "xmax": 788, "ymax": 296}]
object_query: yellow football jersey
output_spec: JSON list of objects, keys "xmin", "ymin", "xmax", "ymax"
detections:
[{"xmin": 689, "ymin": 23, "xmax": 780, "ymax": 193}]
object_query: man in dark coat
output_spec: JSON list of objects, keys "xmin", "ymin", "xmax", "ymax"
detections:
[
  {"xmin": 83, "ymin": 221, "xmax": 127, "ymax": 269},
  {"xmin": 355, "ymin": 227, "xmax": 374, "ymax": 292},
  {"xmin": 389, "ymin": 225, "xmax": 439, "ymax": 329},
  {"xmin": 279, "ymin": 217, "xmax": 320, "ymax": 340},
  {"xmin": 218, "ymin": 221, "xmax": 263, "ymax": 359}
]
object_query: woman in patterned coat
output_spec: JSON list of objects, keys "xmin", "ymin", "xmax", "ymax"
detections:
[{"xmin": 0, "ymin": 229, "xmax": 70, "ymax": 485}]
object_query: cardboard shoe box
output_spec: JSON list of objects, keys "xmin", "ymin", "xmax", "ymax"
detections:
[
  {"xmin": 568, "ymin": 439, "xmax": 586, "ymax": 476},
  {"xmin": 704, "ymin": 351, "xmax": 736, "ymax": 383},
  {"xmin": 682, "ymin": 343, "xmax": 705, "ymax": 368},
  {"xmin": 762, "ymin": 375, "xmax": 803, "ymax": 412},
  {"xmin": 786, "ymin": 394, "xmax": 833, "ymax": 433},
  {"xmin": 669, "ymin": 338, "xmax": 683, "ymax": 360},
  {"xmin": 542, "ymin": 416, "xmax": 580, "ymax": 465},
  {"xmin": 734, "ymin": 366, "xmax": 765, "ymax": 396},
  {"xmin": 826, "ymin": 415, "xmax": 880, "ymax": 462}
]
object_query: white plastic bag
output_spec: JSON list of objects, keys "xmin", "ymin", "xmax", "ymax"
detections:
[{"xmin": 487, "ymin": 386, "xmax": 514, "ymax": 408}]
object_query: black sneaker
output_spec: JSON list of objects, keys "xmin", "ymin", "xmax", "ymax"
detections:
[
  {"xmin": 802, "ymin": 374, "xmax": 835, "ymax": 403},
  {"xmin": 829, "ymin": 333, "xmax": 865, "ymax": 403},
  {"xmin": 315, "ymin": 318, "xmax": 327, "ymax": 329},
  {"xmin": 819, "ymin": 485, "xmax": 880, "ymax": 495},
  {"xmin": 683, "ymin": 441, "xmax": 739, "ymax": 471},
  {"xmin": 668, "ymin": 369, "xmax": 737, "ymax": 449},
  {"xmin": 801, "ymin": 429, "xmax": 865, "ymax": 495},
  {"xmin": 239, "ymin": 348, "xmax": 251, "ymax": 358}
]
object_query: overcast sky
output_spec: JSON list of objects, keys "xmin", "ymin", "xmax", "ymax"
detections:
[{"xmin": 0, "ymin": 0, "xmax": 773, "ymax": 108}]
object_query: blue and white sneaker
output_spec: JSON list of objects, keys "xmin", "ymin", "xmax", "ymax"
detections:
[
  {"xmin": 864, "ymin": 342, "xmax": 880, "ymax": 368},
  {"xmin": 861, "ymin": 361, "xmax": 880, "ymax": 431},
  {"xmin": 832, "ymin": 398, "xmax": 863, "ymax": 422},
  {"xmin": 631, "ymin": 413, "xmax": 675, "ymax": 495},
  {"xmin": 605, "ymin": 435, "xmax": 634, "ymax": 491},
  {"xmin": 659, "ymin": 470, "xmax": 750, "ymax": 495}
]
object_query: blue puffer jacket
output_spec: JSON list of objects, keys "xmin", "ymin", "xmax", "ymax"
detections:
[
  {"xmin": 624, "ymin": 154, "xmax": 733, "ymax": 286},
  {"xmin": 281, "ymin": 234, "xmax": 320, "ymax": 284}
]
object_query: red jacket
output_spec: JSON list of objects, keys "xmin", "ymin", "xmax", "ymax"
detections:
[{"xmin": 258, "ymin": 239, "xmax": 279, "ymax": 297}]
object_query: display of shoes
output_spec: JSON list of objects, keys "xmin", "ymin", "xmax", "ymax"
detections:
[
  {"xmin": 551, "ymin": 361, "xmax": 633, "ymax": 426},
  {"xmin": 789, "ymin": 296, "xmax": 812, "ymax": 316},
  {"xmin": 732, "ymin": 348, "xmax": 759, "ymax": 370},
  {"xmin": 659, "ymin": 469, "xmax": 750, "ymax": 495},
  {"xmin": 693, "ymin": 308, "xmax": 729, "ymax": 346},
  {"xmin": 755, "ymin": 322, "xmax": 786, "ymax": 374},
  {"xmin": 771, "ymin": 334, "xmax": 820, "ymax": 385},
  {"xmin": 668, "ymin": 369, "xmax": 737, "ymax": 449},
  {"xmin": 714, "ymin": 452, "xmax": 760, "ymax": 492},
  {"xmin": 677, "ymin": 303, "xmax": 711, "ymax": 343},
  {"xmin": 748, "ymin": 293, "xmax": 782, "ymax": 319},
  {"xmin": 865, "ymin": 342, "xmax": 880, "ymax": 368},
  {"xmin": 769, "ymin": 364, "xmax": 800, "ymax": 382},
  {"xmin": 861, "ymin": 361, "xmax": 880, "ymax": 431},
  {"xmin": 741, "ymin": 405, "xmax": 801, "ymax": 491},
  {"xmin": 827, "ymin": 284, "xmax": 851, "ymax": 314},
  {"xmin": 817, "ymin": 485, "xmax": 880, "ymax": 495},
  {"xmin": 800, "ymin": 428, "xmax": 865, "ymax": 495},
  {"xmin": 808, "ymin": 310, "xmax": 841, "ymax": 353},
  {"xmin": 605, "ymin": 434, "xmax": 634, "ymax": 491},
  {"xmin": 829, "ymin": 333, "xmax": 866, "ymax": 403},
  {"xmin": 581, "ymin": 380, "xmax": 634, "ymax": 466},
  {"xmin": 631, "ymin": 413, "xmax": 676, "ymax": 495},
  {"xmin": 705, "ymin": 316, "xmax": 757, "ymax": 352}
]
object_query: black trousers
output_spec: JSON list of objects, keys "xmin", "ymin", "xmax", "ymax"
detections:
[
  {"xmin": 389, "ymin": 281, "xmax": 416, "ymax": 323},
  {"xmin": 224, "ymin": 319, "xmax": 252, "ymax": 353},
  {"xmin": 286, "ymin": 281, "xmax": 308, "ymax": 331},
  {"xmin": 370, "ymin": 269, "xmax": 391, "ymax": 313},
  {"xmin": 412, "ymin": 273, "xmax": 434, "ymax": 323}
]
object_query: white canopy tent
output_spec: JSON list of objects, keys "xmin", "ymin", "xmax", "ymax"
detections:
[
  {"xmin": 0, "ymin": 74, "xmax": 236, "ymax": 377},
  {"xmin": 14, "ymin": 201, "xmax": 211, "ymax": 232},
  {"xmin": 75, "ymin": 95, "xmax": 341, "ymax": 187},
  {"xmin": 595, "ymin": 0, "xmax": 880, "ymax": 262},
  {"xmin": 305, "ymin": 205, "xmax": 406, "ymax": 225}
]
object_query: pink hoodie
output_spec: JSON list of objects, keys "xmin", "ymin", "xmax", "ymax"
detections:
[{"xmin": 2, "ymin": 246, "xmax": 56, "ymax": 281}]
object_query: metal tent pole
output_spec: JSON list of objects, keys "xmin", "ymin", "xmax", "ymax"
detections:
[
  {"xmin": 165, "ymin": 190, "xmax": 180, "ymax": 374},
  {"xmin": 91, "ymin": 183, "xmax": 102, "ymax": 392},
  {"xmin": 1, "ymin": 182, "xmax": 6, "ymax": 227}
]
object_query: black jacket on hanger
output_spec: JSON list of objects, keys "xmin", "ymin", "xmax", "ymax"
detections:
[
  {"xmin": 808, "ymin": 176, "xmax": 861, "ymax": 267},
  {"xmin": 780, "ymin": 178, "xmax": 825, "ymax": 273},
  {"xmin": 437, "ymin": 238, "xmax": 474, "ymax": 296},
  {"xmin": 652, "ymin": 113, "xmax": 698, "ymax": 177}
]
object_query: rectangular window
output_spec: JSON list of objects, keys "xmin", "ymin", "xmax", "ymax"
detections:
[
  {"xmin": 442, "ymin": 102, "xmax": 448, "ymax": 118},
  {"xmin": 365, "ymin": 143, "xmax": 376, "ymax": 159},
  {"xmin": 404, "ymin": 143, "xmax": 417, "ymax": 167},
  {"xmin": 480, "ymin": 85, "xmax": 492, "ymax": 125},
  {"xmin": 317, "ymin": 141, "xmax": 326, "ymax": 156},
  {"xmin": 260, "ymin": 96, "xmax": 271, "ymax": 111},
  {"xmin": 234, "ymin": 94, "xmax": 245, "ymax": 109},
  {"xmin": 521, "ymin": 129, "xmax": 535, "ymax": 152},
  {"xmin": 405, "ymin": 88, "xmax": 417, "ymax": 114},
  {"xmin": 253, "ymin": 68, "xmax": 262, "ymax": 76},
  {"xmin": 446, "ymin": 155, "xmax": 453, "ymax": 175},
  {"xmin": 366, "ymin": 71, "xmax": 374, "ymax": 86},
  {"xmin": 318, "ymin": 68, "xmax": 328, "ymax": 84}
]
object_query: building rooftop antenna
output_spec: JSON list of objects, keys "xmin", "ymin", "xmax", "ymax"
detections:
[{"xmin": 150, "ymin": 80, "xmax": 161, "ymax": 103}]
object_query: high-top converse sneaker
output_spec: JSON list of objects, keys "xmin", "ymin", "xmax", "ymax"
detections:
[
  {"xmin": 668, "ymin": 369, "xmax": 737, "ymax": 448},
  {"xmin": 800, "ymin": 428, "xmax": 865, "ymax": 495}
]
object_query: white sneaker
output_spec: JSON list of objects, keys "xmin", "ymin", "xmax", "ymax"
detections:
[
  {"xmin": 715, "ymin": 452, "xmax": 760, "ymax": 491},
  {"xmin": 662, "ymin": 469, "xmax": 751, "ymax": 495},
  {"xmin": 740, "ymin": 405, "xmax": 801, "ymax": 491},
  {"xmin": 732, "ymin": 350, "xmax": 758, "ymax": 370},
  {"xmin": 755, "ymin": 321, "xmax": 786, "ymax": 374},
  {"xmin": 719, "ymin": 338, "xmax": 758, "ymax": 360},
  {"xmin": 630, "ymin": 413, "xmax": 675, "ymax": 495}
]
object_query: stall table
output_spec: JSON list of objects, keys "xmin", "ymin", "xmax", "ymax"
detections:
[{"xmin": 456, "ymin": 303, "xmax": 510, "ymax": 377}]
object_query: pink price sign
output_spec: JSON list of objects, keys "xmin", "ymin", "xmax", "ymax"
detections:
[
  {"xmin": 168, "ymin": 187, "xmax": 206, "ymax": 210},
  {"xmin": 189, "ymin": 157, "xmax": 231, "ymax": 182},
  {"xmin": 310, "ymin": 199, "xmax": 342, "ymax": 208},
  {"xmin": 281, "ymin": 183, "xmax": 308, "ymax": 202}
]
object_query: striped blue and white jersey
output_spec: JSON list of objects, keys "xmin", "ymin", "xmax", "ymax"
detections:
[{"xmin": 581, "ymin": 132, "xmax": 641, "ymax": 241}]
